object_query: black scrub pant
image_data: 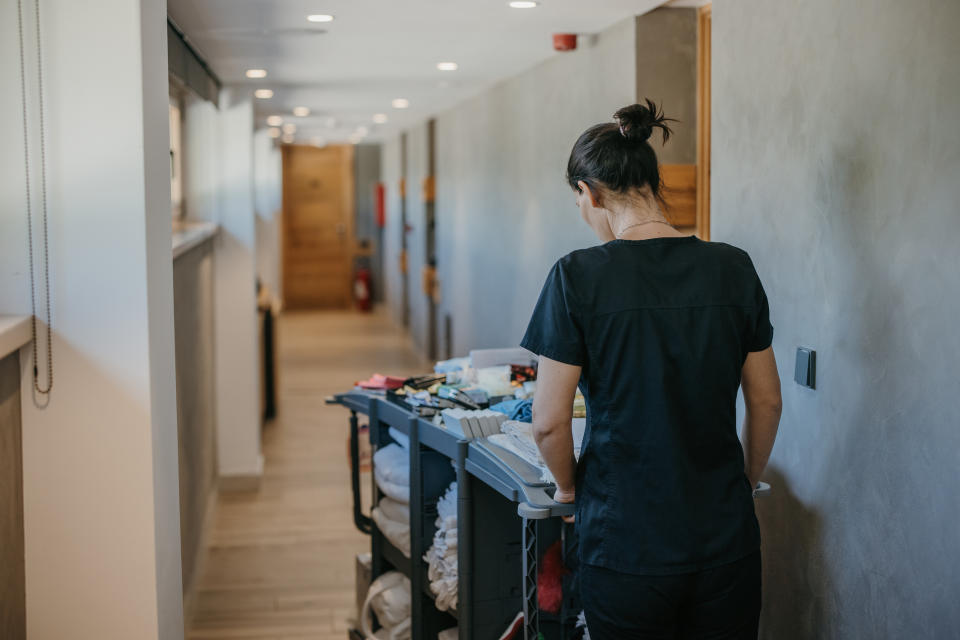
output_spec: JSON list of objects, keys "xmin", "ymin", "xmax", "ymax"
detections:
[{"xmin": 580, "ymin": 551, "xmax": 761, "ymax": 640}]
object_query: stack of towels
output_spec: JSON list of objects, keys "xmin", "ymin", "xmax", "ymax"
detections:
[
  {"xmin": 488, "ymin": 419, "xmax": 586, "ymax": 484},
  {"xmin": 423, "ymin": 481, "xmax": 459, "ymax": 612},
  {"xmin": 372, "ymin": 443, "xmax": 411, "ymax": 557},
  {"xmin": 487, "ymin": 420, "xmax": 549, "ymax": 480}
]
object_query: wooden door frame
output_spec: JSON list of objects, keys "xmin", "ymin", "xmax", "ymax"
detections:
[{"xmin": 696, "ymin": 3, "xmax": 712, "ymax": 240}]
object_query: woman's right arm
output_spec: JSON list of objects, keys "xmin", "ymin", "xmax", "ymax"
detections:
[{"xmin": 741, "ymin": 346, "xmax": 783, "ymax": 488}]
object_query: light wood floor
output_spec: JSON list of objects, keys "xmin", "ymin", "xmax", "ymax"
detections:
[{"xmin": 186, "ymin": 309, "xmax": 429, "ymax": 640}]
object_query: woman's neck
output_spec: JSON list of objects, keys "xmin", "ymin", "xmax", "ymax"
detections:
[{"xmin": 606, "ymin": 196, "xmax": 685, "ymax": 241}]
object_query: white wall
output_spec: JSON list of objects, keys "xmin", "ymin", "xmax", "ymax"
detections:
[
  {"xmin": 184, "ymin": 88, "xmax": 263, "ymax": 485},
  {"xmin": 183, "ymin": 95, "xmax": 221, "ymax": 224},
  {"xmin": 253, "ymin": 128, "xmax": 282, "ymax": 303},
  {"xmin": 0, "ymin": 0, "xmax": 32, "ymax": 316},
  {"xmin": 0, "ymin": 0, "xmax": 183, "ymax": 637},
  {"xmin": 214, "ymin": 90, "xmax": 262, "ymax": 483}
]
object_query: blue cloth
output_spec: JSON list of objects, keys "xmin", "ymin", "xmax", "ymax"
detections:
[{"xmin": 490, "ymin": 398, "xmax": 532, "ymax": 423}]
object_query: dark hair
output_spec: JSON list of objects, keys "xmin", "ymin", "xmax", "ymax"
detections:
[{"xmin": 566, "ymin": 99, "xmax": 675, "ymax": 203}]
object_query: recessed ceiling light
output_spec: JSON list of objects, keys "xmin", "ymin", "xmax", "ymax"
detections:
[
  {"xmin": 437, "ymin": 62, "xmax": 459, "ymax": 72},
  {"xmin": 509, "ymin": 1, "xmax": 538, "ymax": 7},
  {"xmin": 266, "ymin": 115, "xmax": 283, "ymax": 127},
  {"xmin": 292, "ymin": 106, "xmax": 311, "ymax": 117},
  {"xmin": 356, "ymin": 126, "xmax": 369, "ymax": 136},
  {"xmin": 245, "ymin": 68, "xmax": 268, "ymax": 78},
  {"xmin": 307, "ymin": 14, "xmax": 334, "ymax": 23},
  {"xmin": 282, "ymin": 123, "xmax": 297, "ymax": 134},
  {"xmin": 373, "ymin": 113, "xmax": 388, "ymax": 124},
  {"xmin": 268, "ymin": 127, "xmax": 281, "ymax": 138},
  {"xmin": 392, "ymin": 98, "xmax": 410, "ymax": 109},
  {"xmin": 254, "ymin": 89, "xmax": 274, "ymax": 99},
  {"xmin": 282, "ymin": 133, "xmax": 295, "ymax": 144}
]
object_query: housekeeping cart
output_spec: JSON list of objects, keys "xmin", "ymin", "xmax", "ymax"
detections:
[{"xmin": 328, "ymin": 390, "xmax": 578, "ymax": 640}]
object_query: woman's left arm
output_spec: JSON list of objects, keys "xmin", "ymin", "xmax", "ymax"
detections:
[{"xmin": 532, "ymin": 356, "xmax": 581, "ymax": 501}]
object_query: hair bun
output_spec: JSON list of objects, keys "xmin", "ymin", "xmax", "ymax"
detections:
[{"xmin": 614, "ymin": 99, "xmax": 674, "ymax": 144}]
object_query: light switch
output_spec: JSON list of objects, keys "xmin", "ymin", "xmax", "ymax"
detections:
[{"xmin": 794, "ymin": 347, "xmax": 816, "ymax": 389}]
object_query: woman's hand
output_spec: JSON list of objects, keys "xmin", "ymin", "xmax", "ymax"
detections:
[{"xmin": 554, "ymin": 485, "xmax": 576, "ymax": 523}]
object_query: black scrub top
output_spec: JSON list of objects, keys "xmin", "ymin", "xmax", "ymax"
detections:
[{"xmin": 521, "ymin": 236, "xmax": 773, "ymax": 575}]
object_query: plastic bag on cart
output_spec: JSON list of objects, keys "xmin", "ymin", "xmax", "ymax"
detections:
[
  {"xmin": 371, "ymin": 496, "xmax": 411, "ymax": 557},
  {"xmin": 373, "ymin": 443, "xmax": 410, "ymax": 503},
  {"xmin": 359, "ymin": 571, "xmax": 411, "ymax": 640}
]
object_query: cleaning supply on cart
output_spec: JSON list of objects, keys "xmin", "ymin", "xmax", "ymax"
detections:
[
  {"xmin": 371, "ymin": 496, "xmax": 411, "ymax": 557},
  {"xmin": 373, "ymin": 444, "xmax": 410, "ymax": 503},
  {"xmin": 424, "ymin": 481, "xmax": 458, "ymax": 612},
  {"xmin": 359, "ymin": 571, "xmax": 411, "ymax": 640}
]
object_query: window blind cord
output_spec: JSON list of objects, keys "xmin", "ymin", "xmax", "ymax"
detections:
[{"xmin": 17, "ymin": 0, "xmax": 53, "ymax": 395}]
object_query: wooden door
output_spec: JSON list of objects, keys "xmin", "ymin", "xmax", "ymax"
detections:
[{"xmin": 282, "ymin": 144, "xmax": 356, "ymax": 309}]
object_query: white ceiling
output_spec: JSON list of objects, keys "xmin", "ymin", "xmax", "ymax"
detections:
[{"xmin": 167, "ymin": 0, "xmax": 667, "ymax": 144}]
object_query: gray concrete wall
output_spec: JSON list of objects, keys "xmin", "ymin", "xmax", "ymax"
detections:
[
  {"xmin": 636, "ymin": 8, "xmax": 697, "ymax": 164},
  {"xmin": 712, "ymin": 1, "xmax": 960, "ymax": 637},
  {"xmin": 432, "ymin": 17, "xmax": 637, "ymax": 355},
  {"xmin": 172, "ymin": 241, "xmax": 217, "ymax": 602}
]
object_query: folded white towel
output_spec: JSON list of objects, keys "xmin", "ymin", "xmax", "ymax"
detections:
[
  {"xmin": 374, "ymin": 444, "xmax": 410, "ymax": 502},
  {"xmin": 423, "ymin": 482, "xmax": 459, "ymax": 612},
  {"xmin": 372, "ymin": 497, "xmax": 411, "ymax": 558}
]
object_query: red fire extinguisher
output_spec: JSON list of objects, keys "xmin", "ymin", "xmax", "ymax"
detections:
[{"xmin": 354, "ymin": 268, "xmax": 372, "ymax": 312}]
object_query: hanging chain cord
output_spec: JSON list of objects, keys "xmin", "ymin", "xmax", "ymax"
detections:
[{"xmin": 18, "ymin": 0, "xmax": 53, "ymax": 395}]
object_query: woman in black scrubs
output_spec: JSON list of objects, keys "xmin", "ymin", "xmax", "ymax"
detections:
[{"xmin": 521, "ymin": 100, "xmax": 783, "ymax": 639}]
